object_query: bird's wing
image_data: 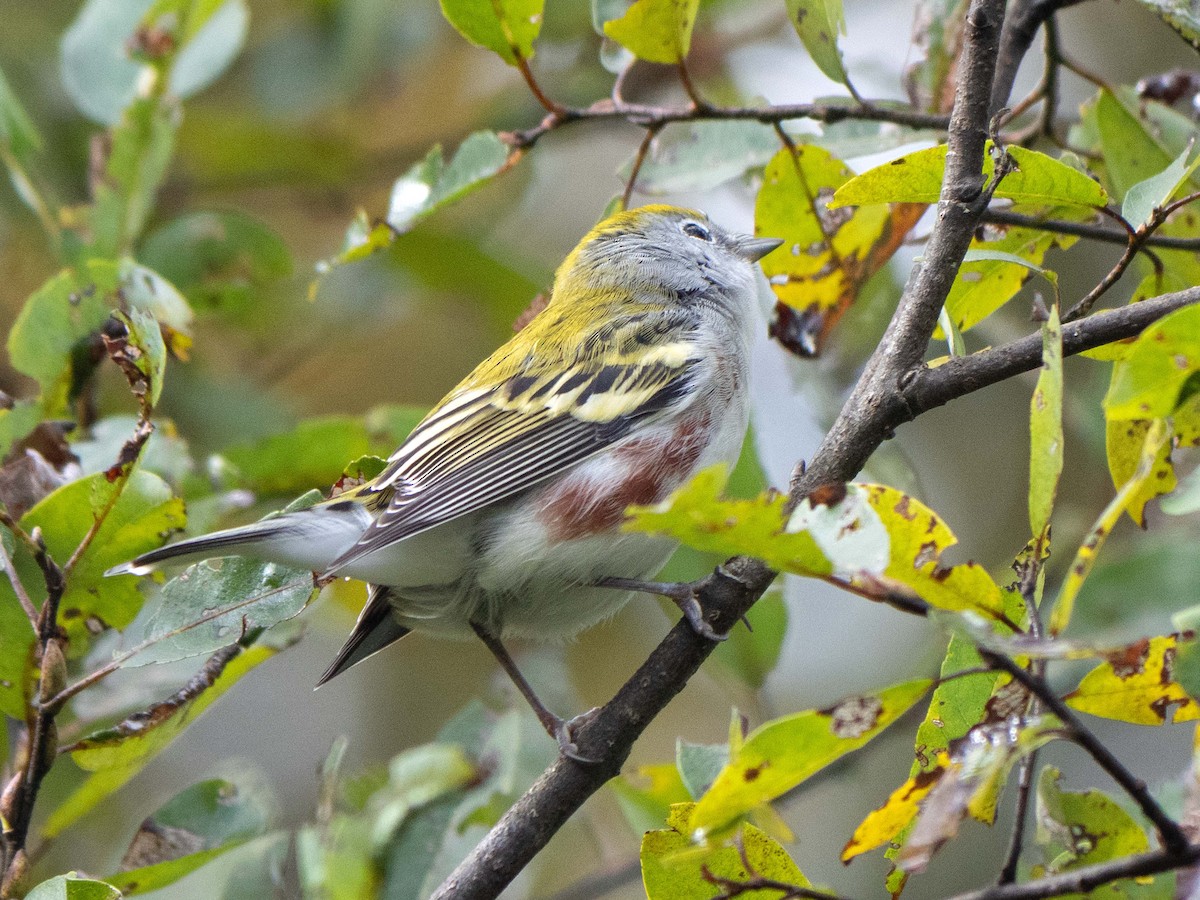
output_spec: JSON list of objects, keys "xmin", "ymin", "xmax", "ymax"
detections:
[{"xmin": 322, "ymin": 309, "xmax": 697, "ymax": 576}]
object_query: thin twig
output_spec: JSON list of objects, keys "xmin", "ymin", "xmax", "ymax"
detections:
[
  {"xmin": 622, "ymin": 124, "xmax": 661, "ymax": 209},
  {"xmin": 1037, "ymin": 17, "xmax": 1061, "ymax": 141},
  {"xmin": 676, "ymin": 59, "xmax": 709, "ymax": 110},
  {"xmin": 501, "ymin": 97, "xmax": 949, "ymax": 151},
  {"xmin": 1, "ymin": 536, "xmax": 65, "ymax": 889},
  {"xmin": 980, "ymin": 649, "xmax": 1189, "ymax": 853},
  {"xmin": 0, "ymin": 529, "xmax": 37, "ymax": 626},
  {"xmin": 513, "ymin": 52, "xmax": 566, "ymax": 117},
  {"xmin": 1064, "ymin": 191, "xmax": 1200, "ymax": 321},
  {"xmin": 997, "ymin": 546, "xmax": 1048, "ymax": 885},
  {"xmin": 979, "ymin": 209, "xmax": 1200, "ymax": 250}
]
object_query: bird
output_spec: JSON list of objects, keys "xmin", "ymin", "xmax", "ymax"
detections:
[{"xmin": 109, "ymin": 205, "xmax": 782, "ymax": 757}]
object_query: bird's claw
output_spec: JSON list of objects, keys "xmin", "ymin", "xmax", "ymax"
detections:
[
  {"xmin": 555, "ymin": 707, "xmax": 602, "ymax": 764},
  {"xmin": 677, "ymin": 591, "xmax": 729, "ymax": 642}
]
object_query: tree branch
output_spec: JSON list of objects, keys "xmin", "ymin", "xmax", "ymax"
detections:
[
  {"xmin": 949, "ymin": 842, "xmax": 1200, "ymax": 900},
  {"xmin": 980, "ymin": 209, "xmax": 1200, "ymax": 251},
  {"xmin": 501, "ymin": 97, "xmax": 948, "ymax": 153},
  {"xmin": 903, "ymin": 287, "xmax": 1200, "ymax": 417},
  {"xmin": 989, "ymin": 0, "xmax": 1090, "ymax": 114}
]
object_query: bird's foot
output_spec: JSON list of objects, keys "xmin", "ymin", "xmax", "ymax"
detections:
[
  {"xmin": 554, "ymin": 707, "xmax": 602, "ymax": 764},
  {"xmin": 594, "ymin": 577, "xmax": 729, "ymax": 642}
]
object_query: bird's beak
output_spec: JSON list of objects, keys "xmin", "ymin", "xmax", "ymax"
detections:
[{"xmin": 734, "ymin": 235, "xmax": 784, "ymax": 262}]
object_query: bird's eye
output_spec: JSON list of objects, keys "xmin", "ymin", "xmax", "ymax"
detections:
[{"xmin": 681, "ymin": 221, "xmax": 712, "ymax": 241}]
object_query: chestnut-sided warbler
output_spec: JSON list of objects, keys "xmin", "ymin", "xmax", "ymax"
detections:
[{"xmin": 112, "ymin": 205, "xmax": 781, "ymax": 756}]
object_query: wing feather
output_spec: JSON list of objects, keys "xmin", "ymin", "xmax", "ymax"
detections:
[{"xmin": 322, "ymin": 307, "xmax": 696, "ymax": 576}]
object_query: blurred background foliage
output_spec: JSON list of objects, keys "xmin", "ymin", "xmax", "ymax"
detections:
[{"xmin": 3, "ymin": 0, "xmax": 1200, "ymax": 897}]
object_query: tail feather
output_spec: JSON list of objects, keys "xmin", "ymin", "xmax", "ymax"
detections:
[
  {"xmin": 106, "ymin": 502, "xmax": 373, "ymax": 577},
  {"xmin": 316, "ymin": 585, "xmax": 410, "ymax": 686}
]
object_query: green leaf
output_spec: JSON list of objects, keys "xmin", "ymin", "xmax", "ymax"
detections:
[
  {"xmin": 756, "ymin": 143, "xmax": 892, "ymax": 356},
  {"xmin": 690, "ymin": 680, "xmax": 930, "ymax": 836},
  {"xmin": 604, "ymin": 0, "xmax": 700, "ymax": 64},
  {"xmin": 139, "ymin": 211, "xmax": 292, "ymax": 316},
  {"xmin": 381, "ymin": 702, "xmax": 554, "ymax": 897},
  {"xmin": 118, "ymin": 259, "xmax": 195, "ymax": 360},
  {"xmin": 130, "ymin": 554, "xmax": 315, "ymax": 666},
  {"xmin": 1122, "ymin": 143, "xmax": 1200, "ymax": 229},
  {"xmin": 1093, "ymin": 87, "xmax": 1200, "ymax": 202},
  {"xmin": 1029, "ymin": 302, "xmax": 1063, "ymax": 537},
  {"xmin": 787, "ymin": 0, "xmax": 850, "ymax": 86},
  {"xmin": 25, "ymin": 874, "xmax": 121, "ymax": 900},
  {"xmin": 942, "ymin": 211, "xmax": 1080, "ymax": 333},
  {"xmin": 438, "ymin": 0, "xmax": 545, "ymax": 65},
  {"xmin": 117, "ymin": 307, "xmax": 168, "ymax": 408},
  {"xmin": 60, "ymin": 0, "xmax": 248, "ymax": 125},
  {"xmin": 0, "ymin": 578, "xmax": 36, "ymax": 717},
  {"xmin": 386, "ymin": 132, "xmax": 510, "ymax": 234},
  {"xmin": 831, "ymin": 144, "xmax": 1108, "ymax": 209},
  {"xmin": 1133, "ymin": 0, "xmax": 1200, "ymax": 50},
  {"xmin": 792, "ymin": 482, "xmax": 1011, "ymax": 619},
  {"xmin": 104, "ymin": 778, "xmax": 272, "ymax": 895},
  {"xmin": 625, "ymin": 466, "xmax": 831, "ymax": 576},
  {"xmin": 24, "ymin": 469, "xmax": 186, "ymax": 638},
  {"xmin": 44, "ymin": 632, "xmax": 291, "ymax": 837},
  {"xmin": 219, "ymin": 415, "xmax": 378, "ymax": 496},
  {"xmin": 624, "ymin": 121, "xmax": 779, "ymax": 195},
  {"xmin": 611, "ymin": 763, "xmax": 692, "ymax": 835},
  {"xmin": 0, "ymin": 65, "xmax": 42, "ymax": 164},
  {"xmin": 1034, "ymin": 766, "xmax": 1155, "ymax": 898},
  {"xmin": 165, "ymin": 0, "xmax": 249, "ymax": 100},
  {"xmin": 676, "ymin": 740, "xmax": 728, "ymax": 801},
  {"xmin": 318, "ymin": 132, "xmax": 510, "ymax": 277},
  {"xmin": 0, "ymin": 399, "xmax": 42, "ymax": 460},
  {"xmin": 631, "ymin": 472, "xmax": 1010, "ymax": 620},
  {"xmin": 851, "ymin": 639, "xmax": 1008, "ymax": 868},
  {"xmin": 89, "ymin": 93, "xmax": 178, "ymax": 258},
  {"xmin": 7, "ymin": 262, "xmax": 120, "ymax": 414},
  {"xmin": 1105, "ymin": 303, "xmax": 1200, "ymax": 421},
  {"xmin": 370, "ymin": 744, "xmax": 477, "ymax": 848},
  {"xmin": 1104, "ymin": 417, "xmax": 1176, "ymax": 527},
  {"xmin": 642, "ymin": 803, "xmax": 809, "ymax": 899}
]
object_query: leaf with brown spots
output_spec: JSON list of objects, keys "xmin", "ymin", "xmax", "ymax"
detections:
[
  {"xmin": 1034, "ymin": 766, "xmax": 1153, "ymax": 897},
  {"xmin": 1066, "ymin": 634, "xmax": 1200, "ymax": 725},
  {"xmin": 103, "ymin": 777, "xmax": 272, "ymax": 895},
  {"xmin": 843, "ymin": 764, "xmax": 944, "ymax": 862},
  {"xmin": 756, "ymin": 143, "xmax": 909, "ymax": 357},
  {"xmin": 689, "ymin": 680, "xmax": 930, "ymax": 838},
  {"xmin": 786, "ymin": 0, "xmax": 850, "ymax": 87},
  {"xmin": 1106, "ymin": 303, "xmax": 1200, "ymax": 422}
]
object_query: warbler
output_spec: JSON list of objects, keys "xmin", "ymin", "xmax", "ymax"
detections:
[{"xmin": 111, "ymin": 205, "xmax": 781, "ymax": 755}]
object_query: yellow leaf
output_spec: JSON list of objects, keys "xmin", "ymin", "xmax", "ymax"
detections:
[
  {"xmin": 843, "ymin": 763, "xmax": 945, "ymax": 862},
  {"xmin": 1066, "ymin": 635, "xmax": 1200, "ymax": 725}
]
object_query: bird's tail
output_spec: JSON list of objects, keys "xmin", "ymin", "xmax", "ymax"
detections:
[
  {"xmin": 106, "ymin": 501, "xmax": 373, "ymax": 577},
  {"xmin": 316, "ymin": 584, "xmax": 411, "ymax": 685}
]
